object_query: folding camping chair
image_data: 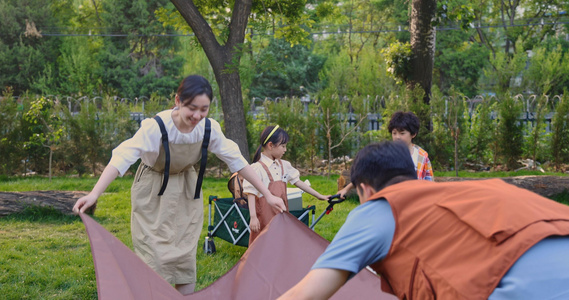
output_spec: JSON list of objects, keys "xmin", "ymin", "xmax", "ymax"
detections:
[
  {"xmin": 205, "ymin": 195, "xmax": 316, "ymax": 249},
  {"xmin": 204, "ymin": 194, "xmax": 345, "ymax": 255}
]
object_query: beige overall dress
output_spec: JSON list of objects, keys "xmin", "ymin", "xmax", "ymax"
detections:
[
  {"xmin": 130, "ymin": 141, "xmax": 203, "ymax": 285},
  {"xmin": 248, "ymin": 160, "xmax": 288, "ymax": 245}
]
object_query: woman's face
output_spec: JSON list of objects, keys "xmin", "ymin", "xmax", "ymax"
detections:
[{"xmin": 175, "ymin": 94, "xmax": 210, "ymax": 130}]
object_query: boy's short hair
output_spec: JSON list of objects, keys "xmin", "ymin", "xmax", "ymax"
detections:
[
  {"xmin": 350, "ymin": 141, "xmax": 417, "ymax": 192},
  {"xmin": 387, "ymin": 111, "xmax": 420, "ymax": 136}
]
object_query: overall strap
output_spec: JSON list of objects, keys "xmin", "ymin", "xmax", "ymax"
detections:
[
  {"xmin": 154, "ymin": 116, "xmax": 169, "ymax": 196},
  {"xmin": 258, "ymin": 161, "xmax": 274, "ymax": 182},
  {"xmin": 194, "ymin": 118, "xmax": 211, "ymax": 199}
]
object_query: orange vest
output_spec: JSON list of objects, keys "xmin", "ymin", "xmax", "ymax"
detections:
[{"xmin": 367, "ymin": 179, "xmax": 569, "ymax": 300}]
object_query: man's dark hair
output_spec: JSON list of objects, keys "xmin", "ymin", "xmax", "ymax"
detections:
[
  {"xmin": 387, "ymin": 111, "xmax": 420, "ymax": 136},
  {"xmin": 350, "ymin": 141, "xmax": 417, "ymax": 192}
]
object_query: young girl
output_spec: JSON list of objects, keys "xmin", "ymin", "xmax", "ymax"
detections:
[
  {"xmin": 242, "ymin": 125, "xmax": 330, "ymax": 245},
  {"xmin": 72, "ymin": 75, "xmax": 285, "ymax": 295},
  {"xmin": 338, "ymin": 111, "xmax": 433, "ymax": 198}
]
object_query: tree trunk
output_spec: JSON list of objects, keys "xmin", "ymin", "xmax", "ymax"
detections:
[
  {"xmin": 170, "ymin": 0, "xmax": 252, "ymax": 160},
  {"xmin": 215, "ymin": 65, "xmax": 250, "ymax": 160},
  {"xmin": 436, "ymin": 176, "xmax": 569, "ymax": 199},
  {"xmin": 338, "ymin": 174, "xmax": 569, "ymax": 199},
  {"xmin": 0, "ymin": 191, "xmax": 90, "ymax": 216},
  {"xmin": 409, "ymin": 0, "xmax": 437, "ymax": 105}
]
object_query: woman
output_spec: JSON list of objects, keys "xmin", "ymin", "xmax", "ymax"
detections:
[{"xmin": 73, "ymin": 75, "xmax": 285, "ymax": 294}]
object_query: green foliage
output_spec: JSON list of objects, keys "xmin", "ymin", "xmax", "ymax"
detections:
[
  {"xmin": 382, "ymin": 41, "xmax": 412, "ymax": 85},
  {"xmin": 0, "ymin": 88, "xmax": 26, "ymax": 174},
  {"xmin": 24, "ymin": 96, "xmax": 67, "ymax": 178},
  {"xmin": 94, "ymin": 0, "xmax": 182, "ymax": 98},
  {"xmin": 496, "ymin": 94, "xmax": 524, "ymax": 170},
  {"xmin": 0, "ymin": 0, "xmax": 71, "ymax": 94},
  {"xmin": 61, "ymin": 100, "xmax": 100, "ymax": 176},
  {"xmin": 55, "ymin": 36, "xmax": 102, "ymax": 95},
  {"xmin": 433, "ymin": 0, "xmax": 475, "ymax": 30},
  {"xmin": 430, "ymin": 87, "xmax": 470, "ymax": 174},
  {"xmin": 550, "ymin": 93, "xmax": 569, "ymax": 171},
  {"xmin": 264, "ymin": 97, "xmax": 313, "ymax": 167},
  {"xmin": 523, "ymin": 95, "xmax": 552, "ymax": 166},
  {"xmin": 524, "ymin": 45, "xmax": 569, "ymax": 95},
  {"xmin": 95, "ymin": 96, "xmax": 138, "ymax": 173},
  {"xmin": 434, "ymin": 30, "xmax": 489, "ymax": 97},
  {"xmin": 466, "ymin": 97, "xmax": 496, "ymax": 166},
  {"xmin": 0, "ymin": 94, "xmax": 139, "ymax": 177},
  {"xmin": 480, "ymin": 39, "xmax": 527, "ymax": 95},
  {"xmin": 249, "ymin": 38, "xmax": 326, "ymax": 99}
]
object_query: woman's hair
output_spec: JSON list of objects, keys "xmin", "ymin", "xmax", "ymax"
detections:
[
  {"xmin": 387, "ymin": 111, "xmax": 420, "ymax": 136},
  {"xmin": 176, "ymin": 75, "xmax": 213, "ymax": 105},
  {"xmin": 252, "ymin": 125, "xmax": 289, "ymax": 163}
]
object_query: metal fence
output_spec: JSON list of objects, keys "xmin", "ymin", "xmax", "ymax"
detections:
[{"xmin": 6, "ymin": 94, "xmax": 565, "ymax": 132}]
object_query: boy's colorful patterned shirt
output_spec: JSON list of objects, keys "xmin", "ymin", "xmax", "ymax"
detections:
[{"xmin": 411, "ymin": 144, "xmax": 434, "ymax": 181}]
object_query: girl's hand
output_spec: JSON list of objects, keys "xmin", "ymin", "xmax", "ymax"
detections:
[
  {"xmin": 338, "ymin": 182, "xmax": 354, "ymax": 199},
  {"xmin": 72, "ymin": 193, "xmax": 98, "ymax": 214},
  {"xmin": 318, "ymin": 194, "xmax": 331, "ymax": 201},
  {"xmin": 250, "ymin": 216, "xmax": 260, "ymax": 232}
]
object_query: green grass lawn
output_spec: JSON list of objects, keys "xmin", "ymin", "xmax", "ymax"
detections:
[
  {"xmin": 1, "ymin": 172, "xmax": 567, "ymax": 299},
  {"xmin": 0, "ymin": 175, "xmax": 353, "ymax": 299}
]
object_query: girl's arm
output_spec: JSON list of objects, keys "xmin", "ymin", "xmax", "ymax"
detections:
[
  {"xmin": 247, "ymin": 194, "xmax": 260, "ymax": 232},
  {"xmin": 73, "ymin": 165, "xmax": 119, "ymax": 214},
  {"xmin": 294, "ymin": 180, "xmax": 330, "ymax": 201},
  {"xmin": 338, "ymin": 182, "xmax": 354, "ymax": 199},
  {"xmin": 238, "ymin": 165, "xmax": 286, "ymax": 212}
]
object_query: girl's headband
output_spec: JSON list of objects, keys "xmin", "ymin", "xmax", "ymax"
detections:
[{"xmin": 263, "ymin": 125, "xmax": 280, "ymax": 145}]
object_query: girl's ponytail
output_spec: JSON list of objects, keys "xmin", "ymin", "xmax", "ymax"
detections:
[
  {"xmin": 252, "ymin": 145, "xmax": 263, "ymax": 163},
  {"xmin": 253, "ymin": 125, "xmax": 289, "ymax": 163}
]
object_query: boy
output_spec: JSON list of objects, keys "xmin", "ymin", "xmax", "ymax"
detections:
[
  {"xmin": 388, "ymin": 111, "xmax": 433, "ymax": 181},
  {"xmin": 338, "ymin": 111, "xmax": 432, "ymax": 198}
]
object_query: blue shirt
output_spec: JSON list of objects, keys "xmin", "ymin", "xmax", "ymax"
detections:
[{"xmin": 313, "ymin": 199, "xmax": 569, "ymax": 298}]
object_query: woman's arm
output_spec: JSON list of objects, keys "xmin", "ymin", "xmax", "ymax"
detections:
[
  {"xmin": 294, "ymin": 180, "xmax": 330, "ymax": 200},
  {"xmin": 72, "ymin": 165, "xmax": 119, "ymax": 214},
  {"xmin": 239, "ymin": 165, "xmax": 286, "ymax": 212}
]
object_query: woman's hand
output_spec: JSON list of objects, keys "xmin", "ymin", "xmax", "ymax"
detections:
[
  {"xmin": 73, "ymin": 193, "xmax": 98, "ymax": 214},
  {"xmin": 72, "ymin": 165, "xmax": 119, "ymax": 214},
  {"xmin": 265, "ymin": 194, "xmax": 286, "ymax": 213},
  {"xmin": 250, "ymin": 215, "xmax": 261, "ymax": 232}
]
